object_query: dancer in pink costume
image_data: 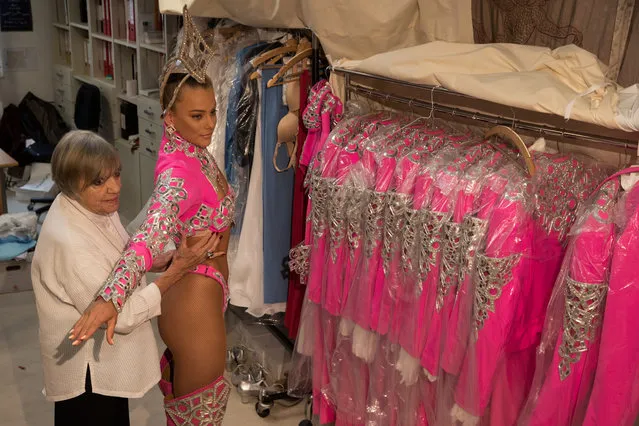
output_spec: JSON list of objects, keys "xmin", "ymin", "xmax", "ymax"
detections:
[
  {"xmin": 71, "ymin": 9, "xmax": 238, "ymax": 424},
  {"xmin": 451, "ymin": 167, "xmax": 535, "ymax": 425},
  {"xmin": 581, "ymin": 169, "xmax": 639, "ymax": 426},
  {"xmin": 519, "ymin": 178, "xmax": 620, "ymax": 426}
]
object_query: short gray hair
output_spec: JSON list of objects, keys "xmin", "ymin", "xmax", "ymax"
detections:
[{"xmin": 51, "ymin": 130, "xmax": 120, "ymax": 197}]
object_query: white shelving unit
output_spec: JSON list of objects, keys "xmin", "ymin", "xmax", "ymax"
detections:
[{"xmin": 51, "ymin": 0, "xmax": 180, "ymax": 222}]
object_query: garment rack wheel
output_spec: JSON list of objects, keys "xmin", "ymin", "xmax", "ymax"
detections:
[{"xmin": 298, "ymin": 395, "xmax": 313, "ymax": 426}]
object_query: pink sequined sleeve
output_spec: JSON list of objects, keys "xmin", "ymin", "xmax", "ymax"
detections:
[{"xmin": 98, "ymin": 167, "xmax": 195, "ymax": 311}]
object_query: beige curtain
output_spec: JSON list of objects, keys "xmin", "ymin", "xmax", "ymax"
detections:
[
  {"xmin": 617, "ymin": 4, "xmax": 639, "ymax": 86},
  {"xmin": 472, "ymin": 0, "xmax": 637, "ymax": 84},
  {"xmin": 159, "ymin": 0, "xmax": 474, "ymax": 61}
]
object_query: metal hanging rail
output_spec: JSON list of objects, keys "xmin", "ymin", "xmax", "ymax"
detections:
[{"xmin": 333, "ymin": 68, "xmax": 639, "ymax": 152}]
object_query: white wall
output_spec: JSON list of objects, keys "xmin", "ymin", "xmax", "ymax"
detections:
[{"xmin": 0, "ymin": 0, "xmax": 54, "ymax": 106}]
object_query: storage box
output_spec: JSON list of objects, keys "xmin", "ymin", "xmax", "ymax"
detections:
[{"xmin": 0, "ymin": 259, "xmax": 32, "ymax": 294}]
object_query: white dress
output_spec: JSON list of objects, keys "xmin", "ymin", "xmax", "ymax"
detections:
[{"xmin": 229, "ymin": 79, "xmax": 286, "ymax": 317}]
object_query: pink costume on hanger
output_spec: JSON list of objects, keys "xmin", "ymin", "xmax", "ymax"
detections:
[
  {"xmin": 420, "ymin": 149, "xmax": 502, "ymax": 381},
  {"xmin": 98, "ymin": 128, "xmax": 235, "ymax": 312},
  {"xmin": 521, "ymin": 179, "xmax": 619, "ymax": 426},
  {"xmin": 519, "ymin": 153, "xmax": 605, "ymax": 351},
  {"xmin": 441, "ymin": 156, "xmax": 509, "ymax": 377},
  {"xmin": 324, "ymin": 118, "xmax": 394, "ymax": 316},
  {"xmin": 303, "ymin": 110, "xmax": 351, "ymax": 306},
  {"xmin": 285, "ymin": 69, "xmax": 311, "ymax": 339},
  {"xmin": 300, "ymin": 81, "xmax": 343, "ymax": 170},
  {"xmin": 376, "ymin": 127, "xmax": 444, "ymax": 337},
  {"xmin": 406, "ymin": 145, "xmax": 485, "ymax": 377},
  {"xmin": 452, "ymin": 170, "xmax": 535, "ymax": 423},
  {"xmin": 289, "ymin": 82, "xmax": 344, "ymax": 299},
  {"xmin": 582, "ymin": 174, "xmax": 639, "ymax": 426},
  {"xmin": 351, "ymin": 144, "xmax": 404, "ymax": 360}
]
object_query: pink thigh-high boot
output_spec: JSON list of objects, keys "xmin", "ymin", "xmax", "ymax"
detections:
[
  {"xmin": 164, "ymin": 376, "xmax": 231, "ymax": 426},
  {"xmin": 160, "ymin": 349, "xmax": 232, "ymax": 426}
]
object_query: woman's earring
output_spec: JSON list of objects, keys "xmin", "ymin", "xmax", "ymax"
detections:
[{"xmin": 166, "ymin": 123, "xmax": 176, "ymax": 138}]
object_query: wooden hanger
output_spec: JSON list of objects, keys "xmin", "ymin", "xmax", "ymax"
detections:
[
  {"xmin": 267, "ymin": 40, "xmax": 312, "ymax": 88},
  {"xmin": 249, "ymin": 52, "xmax": 288, "ymax": 80},
  {"xmin": 485, "ymin": 125, "xmax": 536, "ymax": 177},
  {"xmin": 250, "ymin": 39, "xmax": 299, "ymax": 69}
]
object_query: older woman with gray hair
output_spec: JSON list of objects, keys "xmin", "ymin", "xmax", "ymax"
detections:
[{"xmin": 31, "ymin": 130, "xmax": 221, "ymax": 426}]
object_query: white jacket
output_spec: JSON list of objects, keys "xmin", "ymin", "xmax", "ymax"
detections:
[{"xmin": 31, "ymin": 194, "xmax": 161, "ymax": 402}]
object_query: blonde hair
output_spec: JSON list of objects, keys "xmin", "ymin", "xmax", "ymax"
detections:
[{"xmin": 51, "ymin": 130, "xmax": 120, "ymax": 197}]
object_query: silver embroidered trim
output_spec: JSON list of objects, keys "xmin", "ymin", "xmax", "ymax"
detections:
[
  {"xmin": 437, "ymin": 222, "xmax": 462, "ymax": 311},
  {"xmin": 328, "ymin": 183, "xmax": 347, "ymax": 262},
  {"xmin": 364, "ymin": 191, "xmax": 386, "ymax": 259},
  {"xmin": 310, "ymin": 177, "xmax": 332, "ymax": 245},
  {"xmin": 418, "ymin": 210, "xmax": 449, "ymax": 290},
  {"xmin": 165, "ymin": 377, "xmax": 231, "ymax": 425},
  {"xmin": 558, "ymin": 276, "xmax": 607, "ymax": 381},
  {"xmin": 473, "ymin": 253, "xmax": 521, "ymax": 333},
  {"xmin": 402, "ymin": 208, "xmax": 420, "ymax": 273},
  {"xmin": 100, "ymin": 169, "xmax": 187, "ymax": 311},
  {"xmin": 346, "ymin": 187, "xmax": 369, "ymax": 260},
  {"xmin": 289, "ymin": 244, "xmax": 311, "ymax": 285},
  {"xmin": 458, "ymin": 216, "xmax": 489, "ymax": 283},
  {"xmin": 382, "ymin": 193, "xmax": 410, "ymax": 274}
]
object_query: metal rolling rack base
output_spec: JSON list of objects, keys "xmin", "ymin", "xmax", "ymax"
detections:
[{"xmin": 227, "ymin": 304, "xmax": 313, "ymax": 425}]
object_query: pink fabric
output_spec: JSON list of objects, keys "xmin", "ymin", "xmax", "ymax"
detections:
[
  {"xmin": 442, "ymin": 173, "xmax": 508, "ymax": 375},
  {"xmin": 397, "ymin": 169, "xmax": 436, "ymax": 359},
  {"xmin": 522, "ymin": 181, "xmax": 619, "ymax": 426},
  {"xmin": 419, "ymin": 176, "xmax": 477, "ymax": 376},
  {"xmin": 164, "ymin": 374, "xmax": 231, "ymax": 426},
  {"xmin": 98, "ymin": 130, "xmax": 234, "ymax": 310},
  {"xmin": 454, "ymin": 182, "xmax": 535, "ymax": 418},
  {"xmin": 582, "ymin": 182, "xmax": 639, "ymax": 426}
]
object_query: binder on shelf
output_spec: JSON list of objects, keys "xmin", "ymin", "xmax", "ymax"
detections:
[
  {"xmin": 107, "ymin": 44, "xmax": 113, "ymax": 79},
  {"xmin": 127, "ymin": 0, "xmax": 136, "ymax": 42},
  {"xmin": 97, "ymin": 0, "xmax": 104, "ymax": 34},
  {"xmin": 104, "ymin": 0, "xmax": 111, "ymax": 36}
]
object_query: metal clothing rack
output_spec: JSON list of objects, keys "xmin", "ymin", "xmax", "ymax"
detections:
[{"xmin": 334, "ymin": 68, "xmax": 639, "ymax": 154}]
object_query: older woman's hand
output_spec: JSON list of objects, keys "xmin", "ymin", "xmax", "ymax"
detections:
[{"xmin": 69, "ymin": 231, "xmax": 223, "ymax": 346}]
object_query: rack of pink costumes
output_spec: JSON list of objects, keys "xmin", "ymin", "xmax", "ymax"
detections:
[{"xmin": 285, "ymin": 70, "xmax": 639, "ymax": 426}]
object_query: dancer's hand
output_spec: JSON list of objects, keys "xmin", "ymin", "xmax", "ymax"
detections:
[
  {"xmin": 150, "ymin": 250, "xmax": 175, "ymax": 272},
  {"xmin": 153, "ymin": 232, "xmax": 224, "ymax": 294}
]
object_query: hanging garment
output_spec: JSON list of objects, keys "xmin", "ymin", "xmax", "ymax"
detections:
[
  {"xmin": 519, "ymin": 179, "xmax": 619, "ymax": 426},
  {"xmin": 207, "ymin": 28, "xmax": 260, "ymax": 174},
  {"xmin": 284, "ymin": 69, "xmax": 311, "ymax": 339},
  {"xmin": 224, "ymin": 42, "xmax": 270, "ymax": 181},
  {"xmin": 261, "ymin": 67, "xmax": 295, "ymax": 305},
  {"xmin": 228, "ymin": 81, "xmax": 280, "ymax": 316},
  {"xmin": 452, "ymin": 168, "xmax": 536, "ymax": 423},
  {"xmin": 581, "ymin": 179, "xmax": 639, "ymax": 426}
]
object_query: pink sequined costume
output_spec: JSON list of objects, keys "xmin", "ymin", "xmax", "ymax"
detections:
[
  {"xmin": 582, "ymin": 173, "xmax": 639, "ymax": 426},
  {"xmin": 520, "ymin": 179, "xmax": 619, "ymax": 426},
  {"xmin": 97, "ymin": 128, "xmax": 235, "ymax": 426},
  {"xmin": 98, "ymin": 129, "xmax": 234, "ymax": 312}
]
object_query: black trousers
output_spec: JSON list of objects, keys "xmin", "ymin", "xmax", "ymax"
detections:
[{"xmin": 54, "ymin": 367, "xmax": 130, "ymax": 426}]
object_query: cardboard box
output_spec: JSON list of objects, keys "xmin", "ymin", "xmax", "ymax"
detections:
[{"xmin": 0, "ymin": 260, "xmax": 32, "ymax": 294}]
